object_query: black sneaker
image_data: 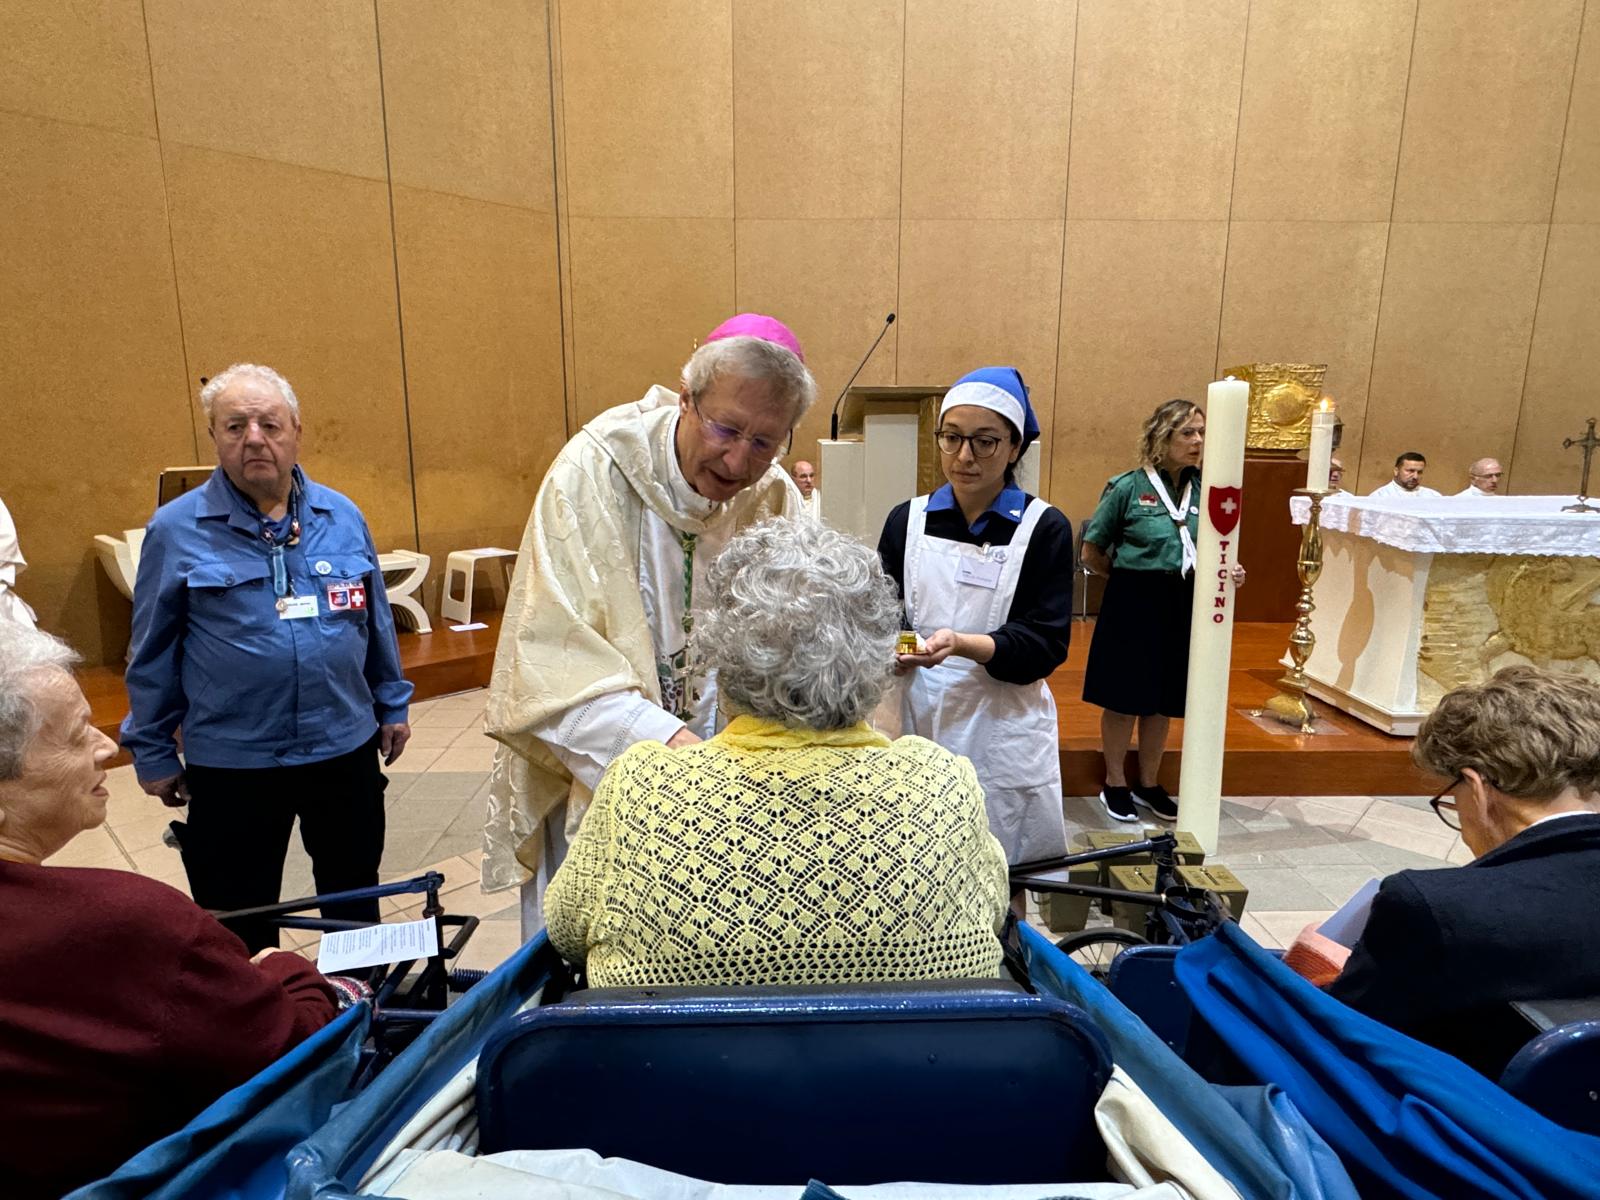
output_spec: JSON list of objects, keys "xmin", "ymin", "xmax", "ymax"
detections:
[
  {"xmin": 1132, "ymin": 783, "xmax": 1179, "ymax": 822},
  {"xmin": 1099, "ymin": 786, "xmax": 1138, "ymax": 823}
]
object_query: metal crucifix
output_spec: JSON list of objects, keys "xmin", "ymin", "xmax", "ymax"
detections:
[{"xmin": 1563, "ymin": 417, "xmax": 1600, "ymax": 514}]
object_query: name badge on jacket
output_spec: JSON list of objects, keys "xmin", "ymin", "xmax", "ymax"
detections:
[
  {"xmin": 956, "ymin": 556, "xmax": 1001, "ymax": 590},
  {"xmin": 278, "ymin": 594, "xmax": 319, "ymax": 620}
]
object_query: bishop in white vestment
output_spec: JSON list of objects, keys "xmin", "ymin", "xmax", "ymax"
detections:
[{"xmin": 481, "ymin": 316, "xmax": 812, "ymax": 934}]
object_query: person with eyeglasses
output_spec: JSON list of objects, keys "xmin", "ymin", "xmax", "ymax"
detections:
[
  {"xmin": 1452, "ymin": 456, "xmax": 1505, "ymax": 499},
  {"xmin": 120, "ymin": 363, "xmax": 413, "ymax": 952},
  {"xmin": 1080, "ymin": 398, "xmax": 1247, "ymax": 825},
  {"xmin": 876, "ymin": 367, "xmax": 1072, "ymax": 867},
  {"xmin": 481, "ymin": 315, "xmax": 813, "ymax": 936},
  {"xmin": 1325, "ymin": 665, "xmax": 1600, "ymax": 1077}
]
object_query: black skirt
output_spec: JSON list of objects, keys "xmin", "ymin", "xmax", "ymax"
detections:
[{"xmin": 1082, "ymin": 568, "xmax": 1194, "ymax": 718}]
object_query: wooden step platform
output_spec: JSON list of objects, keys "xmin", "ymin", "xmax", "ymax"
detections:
[
  {"xmin": 86, "ymin": 616, "xmax": 1426, "ymax": 794},
  {"xmin": 1053, "ymin": 620, "xmax": 1428, "ymax": 796}
]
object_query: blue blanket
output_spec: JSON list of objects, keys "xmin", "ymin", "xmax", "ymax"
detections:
[
  {"xmin": 1022, "ymin": 925, "xmax": 1355, "ymax": 1200},
  {"xmin": 1176, "ymin": 921, "xmax": 1600, "ymax": 1200}
]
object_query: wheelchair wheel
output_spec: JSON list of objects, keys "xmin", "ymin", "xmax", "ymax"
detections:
[{"xmin": 1055, "ymin": 927, "xmax": 1148, "ymax": 979}]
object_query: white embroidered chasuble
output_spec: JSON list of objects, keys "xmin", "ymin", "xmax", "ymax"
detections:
[{"xmin": 481, "ymin": 385, "xmax": 801, "ymax": 919}]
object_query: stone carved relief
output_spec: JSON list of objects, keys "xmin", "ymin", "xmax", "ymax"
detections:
[{"xmin": 1419, "ymin": 554, "xmax": 1600, "ymax": 706}]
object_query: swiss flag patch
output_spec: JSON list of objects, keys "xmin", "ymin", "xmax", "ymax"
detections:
[{"xmin": 327, "ymin": 583, "xmax": 368, "ymax": 611}]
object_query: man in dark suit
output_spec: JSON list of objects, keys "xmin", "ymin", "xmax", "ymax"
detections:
[{"xmin": 1328, "ymin": 665, "xmax": 1600, "ymax": 1077}]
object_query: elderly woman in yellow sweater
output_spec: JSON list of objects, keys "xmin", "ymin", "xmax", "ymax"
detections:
[{"xmin": 545, "ymin": 516, "xmax": 1010, "ymax": 987}]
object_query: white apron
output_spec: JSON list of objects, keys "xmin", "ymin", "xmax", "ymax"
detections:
[{"xmin": 902, "ymin": 496, "xmax": 1069, "ymax": 864}]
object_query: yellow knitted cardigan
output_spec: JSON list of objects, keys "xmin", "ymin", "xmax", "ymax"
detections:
[{"xmin": 544, "ymin": 716, "xmax": 1011, "ymax": 987}]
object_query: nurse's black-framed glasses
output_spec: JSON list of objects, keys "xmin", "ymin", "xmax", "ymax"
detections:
[{"xmin": 935, "ymin": 429, "xmax": 1005, "ymax": 459}]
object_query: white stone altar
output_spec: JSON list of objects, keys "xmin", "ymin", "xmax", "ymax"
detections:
[{"xmin": 1288, "ymin": 493, "xmax": 1600, "ymax": 734}]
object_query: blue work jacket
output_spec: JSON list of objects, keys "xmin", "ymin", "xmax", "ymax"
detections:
[{"xmin": 120, "ymin": 468, "xmax": 414, "ymax": 780}]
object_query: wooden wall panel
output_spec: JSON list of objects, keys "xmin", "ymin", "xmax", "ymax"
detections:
[
  {"xmin": 8, "ymin": 0, "xmax": 1600, "ymax": 668},
  {"xmin": 1068, "ymin": 0, "xmax": 1248, "ymax": 220},
  {"xmin": 1392, "ymin": 0, "xmax": 1584, "ymax": 222},
  {"xmin": 735, "ymin": 219, "xmax": 900, "ymax": 474},
  {"xmin": 392, "ymin": 187, "xmax": 566, "ymax": 581},
  {"xmin": 1231, "ymin": 0, "xmax": 1415, "ymax": 221},
  {"xmin": 0, "ymin": 113, "xmax": 191, "ymax": 662},
  {"xmin": 1216, "ymin": 221, "xmax": 1390, "ymax": 483},
  {"xmin": 1051, "ymin": 220, "xmax": 1229, "ymax": 524},
  {"xmin": 901, "ymin": 0, "xmax": 1076, "ymax": 220},
  {"xmin": 558, "ymin": 0, "xmax": 733, "ymax": 218},
  {"xmin": 163, "ymin": 144, "xmax": 414, "ymax": 551},
  {"xmin": 144, "ymin": 0, "xmax": 386, "ymax": 180},
  {"xmin": 1554, "ymin": 3, "xmax": 1600, "ymax": 222},
  {"xmin": 733, "ymin": 0, "xmax": 902, "ymax": 220},
  {"xmin": 565, "ymin": 217, "xmax": 735, "ymax": 423},
  {"xmin": 376, "ymin": 0, "xmax": 556, "ymax": 211},
  {"xmin": 1513, "ymin": 224, "xmax": 1600, "ymax": 497},
  {"xmin": 897, "ymin": 219, "xmax": 1066, "ymax": 483},
  {"xmin": 1361, "ymin": 223, "xmax": 1547, "ymax": 495},
  {"xmin": 0, "ymin": 0, "xmax": 156, "ymax": 138}
]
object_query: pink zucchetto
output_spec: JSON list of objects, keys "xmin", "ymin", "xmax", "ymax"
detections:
[{"xmin": 703, "ymin": 313, "xmax": 805, "ymax": 363}]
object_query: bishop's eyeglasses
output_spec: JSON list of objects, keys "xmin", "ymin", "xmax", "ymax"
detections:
[{"xmin": 691, "ymin": 395, "xmax": 792, "ymax": 463}]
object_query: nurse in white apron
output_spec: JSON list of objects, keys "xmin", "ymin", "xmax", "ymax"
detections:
[{"xmin": 877, "ymin": 367, "xmax": 1074, "ymax": 866}]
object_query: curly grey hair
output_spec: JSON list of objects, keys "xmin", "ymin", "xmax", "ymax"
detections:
[
  {"xmin": 199, "ymin": 363, "xmax": 300, "ymax": 426},
  {"xmin": 682, "ymin": 337, "xmax": 817, "ymax": 424},
  {"xmin": 0, "ymin": 623, "xmax": 80, "ymax": 780},
  {"xmin": 696, "ymin": 517, "xmax": 899, "ymax": 730}
]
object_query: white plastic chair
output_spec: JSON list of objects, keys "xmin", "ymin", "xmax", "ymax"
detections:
[
  {"xmin": 440, "ymin": 547, "xmax": 516, "ymax": 627},
  {"xmin": 377, "ymin": 550, "xmax": 432, "ymax": 633}
]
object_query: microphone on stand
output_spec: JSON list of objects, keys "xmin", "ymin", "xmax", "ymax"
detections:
[{"xmin": 829, "ymin": 313, "xmax": 896, "ymax": 441}]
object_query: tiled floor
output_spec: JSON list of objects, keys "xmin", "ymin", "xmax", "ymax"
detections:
[{"xmin": 67, "ymin": 687, "xmax": 1463, "ymax": 970}]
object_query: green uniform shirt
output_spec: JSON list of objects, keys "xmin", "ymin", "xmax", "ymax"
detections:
[{"xmin": 1082, "ymin": 466, "xmax": 1201, "ymax": 573}]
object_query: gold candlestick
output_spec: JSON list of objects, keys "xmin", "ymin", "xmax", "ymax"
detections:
[{"xmin": 1258, "ymin": 488, "xmax": 1330, "ymax": 734}]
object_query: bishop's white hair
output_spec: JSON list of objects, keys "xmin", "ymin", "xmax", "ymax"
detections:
[{"xmin": 681, "ymin": 337, "xmax": 817, "ymax": 423}]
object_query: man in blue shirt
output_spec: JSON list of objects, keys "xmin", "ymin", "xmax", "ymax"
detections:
[{"xmin": 121, "ymin": 363, "xmax": 413, "ymax": 951}]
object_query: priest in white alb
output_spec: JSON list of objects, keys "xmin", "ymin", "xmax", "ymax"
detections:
[
  {"xmin": 1452, "ymin": 457, "xmax": 1504, "ymax": 499},
  {"xmin": 1369, "ymin": 451, "xmax": 1442, "ymax": 500},
  {"xmin": 481, "ymin": 315, "xmax": 813, "ymax": 935}
]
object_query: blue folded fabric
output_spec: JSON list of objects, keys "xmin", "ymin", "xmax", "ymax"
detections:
[
  {"xmin": 69, "ymin": 1002, "xmax": 368, "ymax": 1200},
  {"xmin": 1176, "ymin": 921, "xmax": 1600, "ymax": 1200},
  {"xmin": 1021, "ymin": 925, "xmax": 1356, "ymax": 1200}
]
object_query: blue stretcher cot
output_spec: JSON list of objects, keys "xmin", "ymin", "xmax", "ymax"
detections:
[{"xmin": 280, "ymin": 928, "xmax": 1355, "ymax": 1199}]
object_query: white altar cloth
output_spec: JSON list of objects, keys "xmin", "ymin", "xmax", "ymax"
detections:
[
  {"xmin": 1290, "ymin": 494, "xmax": 1600, "ymax": 558},
  {"xmin": 1282, "ymin": 493, "xmax": 1600, "ymax": 733}
]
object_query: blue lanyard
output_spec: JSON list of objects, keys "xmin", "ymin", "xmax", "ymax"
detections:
[{"xmin": 258, "ymin": 487, "xmax": 301, "ymax": 599}]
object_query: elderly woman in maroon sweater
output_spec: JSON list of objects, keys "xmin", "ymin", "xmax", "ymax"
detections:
[{"xmin": 0, "ymin": 623, "xmax": 356, "ymax": 1200}]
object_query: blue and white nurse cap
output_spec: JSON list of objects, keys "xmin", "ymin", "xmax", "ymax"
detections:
[{"xmin": 938, "ymin": 366, "xmax": 1039, "ymax": 452}]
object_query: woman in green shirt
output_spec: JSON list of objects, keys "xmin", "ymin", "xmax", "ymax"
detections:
[{"xmin": 1080, "ymin": 399, "xmax": 1245, "ymax": 824}]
